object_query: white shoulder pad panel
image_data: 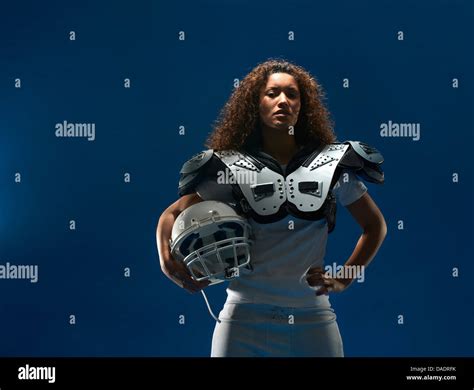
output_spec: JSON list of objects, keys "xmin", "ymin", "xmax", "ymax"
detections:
[
  {"xmin": 216, "ymin": 145, "xmax": 348, "ymax": 217},
  {"xmin": 215, "ymin": 150, "xmax": 286, "ymax": 216},
  {"xmin": 286, "ymin": 144, "xmax": 349, "ymax": 212}
]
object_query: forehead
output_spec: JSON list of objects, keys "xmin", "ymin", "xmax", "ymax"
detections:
[{"xmin": 264, "ymin": 73, "xmax": 298, "ymax": 88}]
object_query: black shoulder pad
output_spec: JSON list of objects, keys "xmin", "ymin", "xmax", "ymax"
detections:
[
  {"xmin": 346, "ymin": 140, "xmax": 384, "ymax": 164},
  {"xmin": 355, "ymin": 163, "xmax": 384, "ymax": 184},
  {"xmin": 178, "ymin": 149, "xmax": 214, "ymax": 196},
  {"xmin": 337, "ymin": 144, "xmax": 364, "ymax": 170},
  {"xmin": 180, "ymin": 149, "xmax": 214, "ymax": 174},
  {"xmin": 338, "ymin": 141, "xmax": 385, "ymax": 184}
]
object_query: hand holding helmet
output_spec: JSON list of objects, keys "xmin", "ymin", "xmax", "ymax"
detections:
[
  {"xmin": 161, "ymin": 252, "xmax": 210, "ymax": 293},
  {"xmin": 169, "ymin": 200, "xmax": 253, "ymax": 286}
]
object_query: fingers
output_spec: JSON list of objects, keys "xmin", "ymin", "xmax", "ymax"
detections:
[
  {"xmin": 306, "ymin": 267, "xmax": 324, "ymax": 275},
  {"xmin": 171, "ymin": 272, "xmax": 198, "ymax": 293},
  {"xmin": 170, "ymin": 269, "xmax": 208, "ymax": 293},
  {"xmin": 316, "ymin": 287, "xmax": 329, "ymax": 296},
  {"xmin": 306, "ymin": 271, "xmax": 325, "ymax": 287},
  {"xmin": 306, "ymin": 270, "xmax": 333, "ymax": 296},
  {"xmin": 161, "ymin": 259, "xmax": 209, "ymax": 293},
  {"xmin": 315, "ymin": 280, "xmax": 334, "ymax": 296},
  {"xmin": 183, "ymin": 276, "xmax": 210, "ymax": 293}
]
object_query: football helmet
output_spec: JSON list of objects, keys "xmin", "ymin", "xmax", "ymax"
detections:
[{"xmin": 170, "ymin": 200, "xmax": 253, "ymax": 285}]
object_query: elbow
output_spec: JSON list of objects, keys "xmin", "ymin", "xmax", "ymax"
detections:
[
  {"xmin": 380, "ymin": 217, "xmax": 387, "ymax": 240},
  {"xmin": 156, "ymin": 211, "xmax": 165, "ymax": 233},
  {"xmin": 376, "ymin": 216, "xmax": 387, "ymax": 244},
  {"xmin": 156, "ymin": 209, "xmax": 170, "ymax": 237}
]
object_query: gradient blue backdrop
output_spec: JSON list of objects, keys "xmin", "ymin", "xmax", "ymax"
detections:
[{"xmin": 0, "ymin": 0, "xmax": 472, "ymax": 357}]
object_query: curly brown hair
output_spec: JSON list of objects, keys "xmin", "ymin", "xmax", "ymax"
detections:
[{"xmin": 205, "ymin": 59, "xmax": 336, "ymax": 151}]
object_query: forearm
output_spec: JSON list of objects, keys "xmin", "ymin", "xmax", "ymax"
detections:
[{"xmin": 344, "ymin": 222, "xmax": 387, "ymax": 269}]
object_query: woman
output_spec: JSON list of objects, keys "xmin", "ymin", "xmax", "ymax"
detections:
[{"xmin": 156, "ymin": 59, "xmax": 387, "ymax": 357}]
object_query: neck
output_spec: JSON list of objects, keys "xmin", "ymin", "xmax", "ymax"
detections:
[{"xmin": 261, "ymin": 125, "xmax": 299, "ymax": 165}]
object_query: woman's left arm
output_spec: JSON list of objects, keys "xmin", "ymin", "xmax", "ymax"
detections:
[
  {"xmin": 344, "ymin": 192, "xmax": 387, "ymax": 270},
  {"xmin": 307, "ymin": 192, "xmax": 387, "ymax": 294}
]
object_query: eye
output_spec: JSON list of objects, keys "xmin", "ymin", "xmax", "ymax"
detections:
[{"xmin": 287, "ymin": 91, "xmax": 299, "ymax": 99}]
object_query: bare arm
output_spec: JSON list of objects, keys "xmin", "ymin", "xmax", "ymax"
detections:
[
  {"xmin": 307, "ymin": 192, "xmax": 387, "ymax": 294},
  {"xmin": 156, "ymin": 193, "xmax": 209, "ymax": 293},
  {"xmin": 343, "ymin": 192, "xmax": 387, "ymax": 271}
]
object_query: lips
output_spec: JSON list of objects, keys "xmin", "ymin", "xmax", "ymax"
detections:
[{"xmin": 274, "ymin": 110, "xmax": 290, "ymax": 116}]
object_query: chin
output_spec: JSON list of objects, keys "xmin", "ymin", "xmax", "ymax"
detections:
[
  {"xmin": 270, "ymin": 119, "xmax": 287, "ymax": 126},
  {"xmin": 273, "ymin": 123, "xmax": 292, "ymax": 131}
]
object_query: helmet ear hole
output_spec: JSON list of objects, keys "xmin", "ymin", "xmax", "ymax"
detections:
[{"xmin": 170, "ymin": 200, "xmax": 253, "ymax": 284}]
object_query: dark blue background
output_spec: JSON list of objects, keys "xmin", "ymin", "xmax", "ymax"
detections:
[{"xmin": 0, "ymin": 0, "xmax": 472, "ymax": 357}]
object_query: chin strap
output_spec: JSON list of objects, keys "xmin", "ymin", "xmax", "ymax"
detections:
[{"xmin": 200, "ymin": 290, "xmax": 221, "ymax": 323}]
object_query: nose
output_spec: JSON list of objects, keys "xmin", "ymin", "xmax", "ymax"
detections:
[{"xmin": 277, "ymin": 92, "xmax": 290, "ymax": 107}]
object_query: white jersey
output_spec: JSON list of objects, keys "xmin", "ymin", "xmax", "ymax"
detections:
[{"xmin": 224, "ymin": 168, "xmax": 367, "ymax": 308}]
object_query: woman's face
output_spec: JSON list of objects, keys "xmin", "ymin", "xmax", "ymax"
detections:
[{"xmin": 259, "ymin": 72, "xmax": 301, "ymax": 131}]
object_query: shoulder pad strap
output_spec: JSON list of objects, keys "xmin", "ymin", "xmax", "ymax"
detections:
[
  {"xmin": 178, "ymin": 149, "xmax": 214, "ymax": 196},
  {"xmin": 346, "ymin": 140, "xmax": 384, "ymax": 164}
]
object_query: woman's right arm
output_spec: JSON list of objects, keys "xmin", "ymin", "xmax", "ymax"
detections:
[{"xmin": 156, "ymin": 193, "xmax": 209, "ymax": 293}]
